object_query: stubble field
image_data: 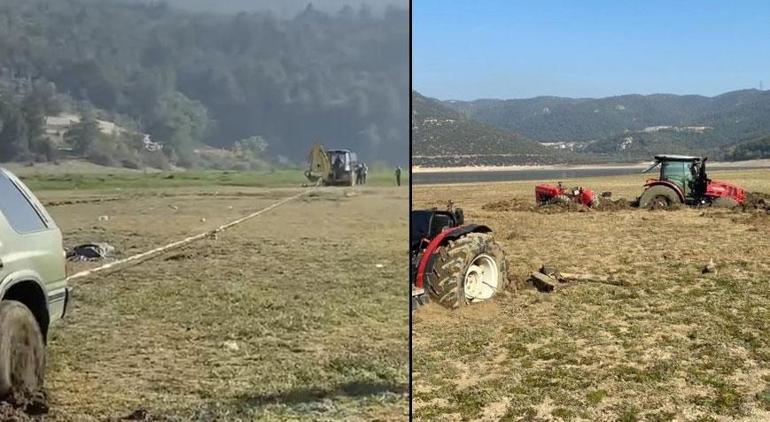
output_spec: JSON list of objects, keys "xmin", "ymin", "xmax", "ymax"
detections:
[
  {"xmin": 413, "ymin": 169, "xmax": 770, "ymax": 421},
  {"xmin": 27, "ymin": 176, "xmax": 407, "ymax": 421}
]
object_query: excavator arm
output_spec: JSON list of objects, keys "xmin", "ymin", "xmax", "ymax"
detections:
[{"xmin": 305, "ymin": 143, "xmax": 331, "ymax": 183}]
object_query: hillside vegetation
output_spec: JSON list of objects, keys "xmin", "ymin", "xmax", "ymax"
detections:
[
  {"xmin": 0, "ymin": 0, "xmax": 408, "ymax": 168},
  {"xmin": 413, "ymin": 91, "xmax": 585, "ymax": 167},
  {"xmin": 445, "ymin": 89, "xmax": 770, "ymax": 161},
  {"xmin": 730, "ymin": 135, "xmax": 770, "ymax": 160}
]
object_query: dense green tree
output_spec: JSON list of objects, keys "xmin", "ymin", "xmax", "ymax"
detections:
[
  {"xmin": 64, "ymin": 113, "xmax": 100, "ymax": 154},
  {"xmin": 147, "ymin": 92, "xmax": 210, "ymax": 166},
  {"xmin": 234, "ymin": 136, "xmax": 268, "ymax": 159},
  {"xmin": 0, "ymin": 96, "xmax": 30, "ymax": 160},
  {"xmin": 730, "ymin": 135, "xmax": 770, "ymax": 160}
]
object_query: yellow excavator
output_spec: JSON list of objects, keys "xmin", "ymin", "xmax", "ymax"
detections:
[{"xmin": 305, "ymin": 143, "xmax": 359, "ymax": 186}]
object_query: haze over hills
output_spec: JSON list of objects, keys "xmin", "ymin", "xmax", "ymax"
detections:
[
  {"xmin": 129, "ymin": 0, "xmax": 405, "ymax": 17},
  {"xmin": 0, "ymin": 0, "xmax": 408, "ymax": 169},
  {"xmin": 441, "ymin": 89, "xmax": 770, "ymax": 161},
  {"xmin": 412, "ymin": 91, "xmax": 585, "ymax": 167}
]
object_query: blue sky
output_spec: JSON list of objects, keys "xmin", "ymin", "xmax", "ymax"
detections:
[{"xmin": 413, "ymin": 0, "xmax": 770, "ymax": 100}]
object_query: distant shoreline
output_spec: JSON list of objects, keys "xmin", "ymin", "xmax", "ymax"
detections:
[{"xmin": 411, "ymin": 159, "xmax": 770, "ymax": 173}]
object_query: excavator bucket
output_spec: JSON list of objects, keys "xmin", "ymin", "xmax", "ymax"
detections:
[{"xmin": 305, "ymin": 143, "xmax": 330, "ymax": 183}]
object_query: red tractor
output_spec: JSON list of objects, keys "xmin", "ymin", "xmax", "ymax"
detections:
[
  {"xmin": 411, "ymin": 207, "xmax": 509, "ymax": 310},
  {"xmin": 638, "ymin": 155, "xmax": 745, "ymax": 209},
  {"xmin": 535, "ymin": 182, "xmax": 597, "ymax": 207}
]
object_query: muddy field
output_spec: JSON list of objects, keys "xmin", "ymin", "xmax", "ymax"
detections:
[
  {"xmin": 413, "ymin": 169, "xmax": 770, "ymax": 421},
  {"xmin": 15, "ymin": 183, "xmax": 407, "ymax": 420}
]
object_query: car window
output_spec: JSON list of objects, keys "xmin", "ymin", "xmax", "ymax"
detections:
[{"xmin": 0, "ymin": 172, "xmax": 47, "ymax": 234}]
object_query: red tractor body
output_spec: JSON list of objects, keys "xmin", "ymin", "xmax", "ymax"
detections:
[
  {"xmin": 704, "ymin": 180, "xmax": 746, "ymax": 204},
  {"xmin": 535, "ymin": 183, "xmax": 596, "ymax": 207}
]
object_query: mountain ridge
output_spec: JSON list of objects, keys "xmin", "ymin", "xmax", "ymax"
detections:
[
  {"xmin": 437, "ymin": 88, "xmax": 770, "ymax": 161},
  {"xmin": 412, "ymin": 91, "xmax": 589, "ymax": 167}
]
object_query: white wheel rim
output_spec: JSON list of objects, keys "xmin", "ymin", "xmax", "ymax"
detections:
[{"xmin": 464, "ymin": 254, "xmax": 499, "ymax": 302}]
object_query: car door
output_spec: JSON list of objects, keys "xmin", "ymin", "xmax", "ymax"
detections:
[{"xmin": 0, "ymin": 170, "xmax": 66, "ymax": 303}]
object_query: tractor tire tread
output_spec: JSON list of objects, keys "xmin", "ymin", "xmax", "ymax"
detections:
[{"xmin": 428, "ymin": 232, "xmax": 508, "ymax": 309}]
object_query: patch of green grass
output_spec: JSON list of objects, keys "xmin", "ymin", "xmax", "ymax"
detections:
[
  {"xmin": 689, "ymin": 376, "xmax": 746, "ymax": 416},
  {"xmin": 450, "ymin": 386, "xmax": 494, "ymax": 416},
  {"xmin": 19, "ymin": 169, "xmax": 406, "ymax": 190},
  {"xmin": 552, "ymin": 407, "xmax": 574, "ymax": 419},
  {"xmin": 618, "ymin": 404, "xmax": 640, "ymax": 422},
  {"xmin": 644, "ymin": 410, "xmax": 677, "ymax": 422},
  {"xmin": 755, "ymin": 385, "xmax": 770, "ymax": 410},
  {"xmin": 586, "ymin": 389, "xmax": 607, "ymax": 406}
]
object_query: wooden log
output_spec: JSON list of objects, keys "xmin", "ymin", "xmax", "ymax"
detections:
[{"xmin": 530, "ymin": 272, "xmax": 556, "ymax": 292}]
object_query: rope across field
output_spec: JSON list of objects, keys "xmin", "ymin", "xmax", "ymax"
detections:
[{"xmin": 66, "ymin": 184, "xmax": 320, "ymax": 282}]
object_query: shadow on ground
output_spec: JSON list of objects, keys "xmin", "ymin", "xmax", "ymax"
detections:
[{"xmin": 235, "ymin": 380, "xmax": 407, "ymax": 407}]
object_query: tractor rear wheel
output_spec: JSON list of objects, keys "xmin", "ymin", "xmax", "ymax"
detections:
[
  {"xmin": 639, "ymin": 185, "xmax": 680, "ymax": 209},
  {"xmin": 429, "ymin": 232, "xmax": 509, "ymax": 309},
  {"xmin": 0, "ymin": 300, "xmax": 46, "ymax": 399}
]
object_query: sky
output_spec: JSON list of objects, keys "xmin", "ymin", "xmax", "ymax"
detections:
[{"xmin": 414, "ymin": 0, "xmax": 770, "ymax": 100}]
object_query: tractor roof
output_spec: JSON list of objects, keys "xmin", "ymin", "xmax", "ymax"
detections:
[{"xmin": 654, "ymin": 154, "xmax": 703, "ymax": 162}]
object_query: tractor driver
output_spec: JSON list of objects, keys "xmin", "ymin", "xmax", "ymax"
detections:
[{"xmin": 689, "ymin": 160, "xmax": 707, "ymax": 195}]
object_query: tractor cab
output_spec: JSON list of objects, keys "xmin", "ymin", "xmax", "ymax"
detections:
[
  {"xmin": 410, "ymin": 208, "xmax": 464, "ymax": 252},
  {"xmin": 643, "ymin": 155, "xmax": 707, "ymax": 199},
  {"xmin": 327, "ymin": 149, "xmax": 357, "ymax": 173}
]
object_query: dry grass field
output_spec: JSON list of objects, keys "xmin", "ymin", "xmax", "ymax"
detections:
[
  {"xmin": 413, "ymin": 169, "xmax": 770, "ymax": 421},
  {"xmin": 30, "ymin": 183, "xmax": 408, "ymax": 421}
]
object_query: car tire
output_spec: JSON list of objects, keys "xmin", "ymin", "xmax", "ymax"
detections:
[{"xmin": 0, "ymin": 300, "xmax": 46, "ymax": 398}]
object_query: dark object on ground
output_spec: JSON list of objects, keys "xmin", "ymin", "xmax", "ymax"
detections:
[
  {"xmin": 66, "ymin": 243, "xmax": 115, "ymax": 262},
  {"xmin": 0, "ymin": 389, "xmax": 49, "ymax": 421},
  {"xmin": 530, "ymin": 272, "xmax": 557, "ymax": 292},
  {"xmin": 121, "ymin": 407, "xmax": 153, "ymax": 421}
]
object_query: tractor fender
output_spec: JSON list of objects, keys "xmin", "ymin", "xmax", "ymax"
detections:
[
  {"xmin": 414, "ymin": 224, "xmax": 492, "ymax": 289},
  {"xmin": 643, "ymin": 180, "xmax": 685, "ymax": 203}
]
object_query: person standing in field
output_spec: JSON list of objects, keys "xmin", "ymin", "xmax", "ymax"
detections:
[
  {"xmin": 362, "ymin": 162, "xmax": 368, "ymax": 184},
  {"xmin": 395, "ymin": 166, "xmax": 402, "ymax": 186},
  {"xmin": 355, "ymin": 164, "xmax": 362, "ymax": 185}
]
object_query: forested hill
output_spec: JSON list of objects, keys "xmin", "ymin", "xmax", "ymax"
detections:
[
  {"xmin": 446, "ymin": 89, "xmax": 770, "ymax": 143},
  {"xmin": 412, "ymin": 91, "xmax": 582, "ymax": 167},
  {"xmin": 0, "ymin": 0, "xmax": 408, "ymax": 168}
]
